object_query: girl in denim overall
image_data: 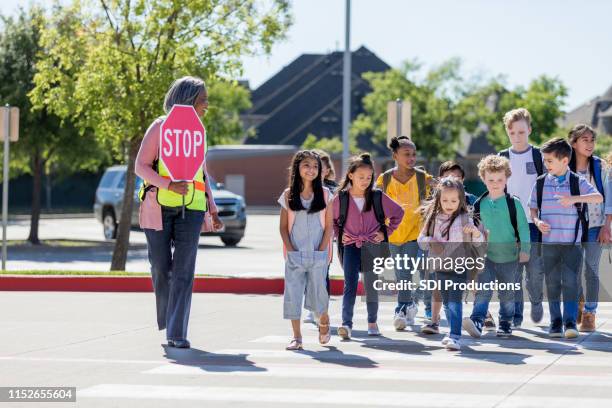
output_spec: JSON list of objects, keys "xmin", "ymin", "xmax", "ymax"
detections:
[{"xmin": 279, "ymin": 150, "xmax": 333, "ymax": 350}]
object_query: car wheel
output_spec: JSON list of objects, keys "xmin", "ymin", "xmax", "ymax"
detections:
[
  {"xmin": 221, "ymin": 236, "xmax": 242, "ymax": 247},
  {"xmin": 103, "ymin": 210, "xmax": 117, "ymax": 240}
]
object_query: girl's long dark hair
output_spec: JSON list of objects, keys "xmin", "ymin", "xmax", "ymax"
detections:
[
  {"xmin": 338, "ymin": 153, "xmax": 376, "ymax": 212},
  {"xmin": 421, "ymin": 177, "xmax": 468, "ymax": 241},
  {"xmin": 568, "ymin": 125, "xmax": 597, "ymax": 178},
  {"xmin": 287, "ymin": 150, "xmax": 326, "ymax": 213}
]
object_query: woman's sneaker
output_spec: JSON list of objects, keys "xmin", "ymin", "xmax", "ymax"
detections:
[
  {"xmin": 564, "ymin": 322, "xmax": 579, "ymax": 339},
  {"xmin": 337, "ymin": 326, "xmax": 352, "ymax": 340},
  {"xmin": 421, "ymin": 322, "xmax": 440, "ymax": 335},
  {"xmin": 445, "ymin": 337, "xmax": 461, "ymax": 351},
  {"xmin": 393, "ymin": 311, "xmax": 408, "ymax": 331},
  {"xmin": 549, "ymin": 319, "xmax": 563, "ymax": 338},
  {"xmin": 462, "ymin": 317, "xmax": 482, "ymax": 338}
]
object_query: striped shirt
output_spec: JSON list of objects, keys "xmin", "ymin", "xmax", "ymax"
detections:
[{"xmin": 528, "ymin": 170, "xmax": 597, "ymax": 243}]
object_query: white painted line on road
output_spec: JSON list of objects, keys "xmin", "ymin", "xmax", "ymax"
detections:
[
  {"xmin": 249, "ymin": 335, "xmax": 612, "ymax": 351},
  {"xmin": 142, "ymin": 363, "xmax": 612, "ymax": 386},
  {"xmin": 77, "ymin": 384, "xmax": 612, "ymax": 407}
]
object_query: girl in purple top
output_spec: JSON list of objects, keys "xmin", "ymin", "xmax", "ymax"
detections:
[{"xmin": 333, "ymin": 153, "xmax": 404, "ymax": 340}]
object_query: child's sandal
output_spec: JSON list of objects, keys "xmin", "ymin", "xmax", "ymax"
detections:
[
  {"xmin": 318, "ymin": 323, "xmax": 331, "ymax": 345},
  {"xmin": 286, "ymin": 338, "xmax": 303, "ymax": 350}
]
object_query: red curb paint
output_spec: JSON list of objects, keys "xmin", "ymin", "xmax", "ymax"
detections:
[{"xmin": 0, "ymin": 276, "xmax": 364, "ymax": 296}]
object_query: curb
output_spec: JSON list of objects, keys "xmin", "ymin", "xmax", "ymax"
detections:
[{"xmin": 0, "ymin": 275, "xmax": 364, "ymax": 296}]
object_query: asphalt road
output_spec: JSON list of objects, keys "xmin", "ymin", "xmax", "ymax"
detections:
[
  {"xmin": 4, "ymin": 215, "xmax": 345, "ymax": 278},
  {"xmin": 2, "ymin": 292, "xmax": 612, "ymax": 407}
]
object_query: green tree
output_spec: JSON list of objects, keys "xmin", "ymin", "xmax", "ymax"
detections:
[
  {"xmin": 458, "ymin": 75, "xmax": 568, "ymax": 151},
  {"xmin": 351, "ymin": 59, "xmax": 467, "ymax": 162},
  {"xmin": 0, "ymin": 5, "xmax": 105, "ymax": 244},
  {"xmin": 30, "ymin": 0, "xmax": 291, "ymax": 270}
]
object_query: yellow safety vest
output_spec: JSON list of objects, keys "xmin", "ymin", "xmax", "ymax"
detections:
[{"xmin": 138, "ymin": 160, "xmax": 207, "ymax": 212}]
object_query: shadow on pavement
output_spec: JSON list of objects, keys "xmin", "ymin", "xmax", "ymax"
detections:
[{"xmin": 162, "ymin": 345, "xmax": 267, "ymax": 373}]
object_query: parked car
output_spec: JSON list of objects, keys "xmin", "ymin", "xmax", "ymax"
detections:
[{"xmin": 94, "ymin": 165, "xmax": 247, "ymax": 246}]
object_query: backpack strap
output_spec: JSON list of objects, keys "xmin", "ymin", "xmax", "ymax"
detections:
[
  {"xmin": 532, "ymin": 147, "xmax": 544, "ymax": 176},
  {"xmin": 337, "ymin": 190, "xmax": 350, "ymax": 263},
  {"xmin": 372, "ymin": 189, "xmax": 388, "ymax": 242},
  {"xmin": 499, "ymin": 149, "xmax": 510, "ymax": 159},
  {"xmin": 505, "ymin": 193, "xmax": 520, "ymax": 243},
  {"xmin": 472, "ymin": 191, "xmax": 489, "ymax": 227},
  {"xmin": 591, "ymin": 156, "xmax": 605, "ymax": 197},
  {"xmin": 414, "ymin": 167, "xmax": 427, "ymax": 203},
  {"xmin": 535, "ymin": 174, "xmax": 547, "ymax": 243},
  {"xmin": 569, "ymin": 172, "xmax": 589, "ymax": 243},
  {"xmin": 382, "ymin": 168, "xmax": 394, "ymax": 194}
]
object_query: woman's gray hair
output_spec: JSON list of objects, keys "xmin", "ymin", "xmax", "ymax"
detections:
[{"xmin": 163, "ymin": 76, "xmax": 207, "ymax": 113}]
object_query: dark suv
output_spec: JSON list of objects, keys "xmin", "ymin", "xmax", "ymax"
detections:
[{"xmin": 94, "ymin": 165, "xmax": 247, "ymax": 246}]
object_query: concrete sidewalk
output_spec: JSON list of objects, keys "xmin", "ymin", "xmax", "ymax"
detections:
[{"xmin": 2, "ymin": 292, "xmax": 612, "ymax": 407}]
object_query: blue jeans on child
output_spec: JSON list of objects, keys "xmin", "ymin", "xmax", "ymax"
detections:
[
  {"xmin": 513, "ymin": 223, "xmax": 545, "ymax": 323},
  {"xmin": 342, "ymin": 244, "xmax": 378, "ymax": 329},
  {"xmin": 471, "ymin": 259, "xmax": 518, "ymax": 324},
  {"xmin": 435, "ymin": 271, "xmax": 466, "ymax": 340},
  {"xmin": 578, "ymin": 227, "xmax": 603, "ymax": 314},
  {"xmin": 144, "ymin": 208, "xmax": 204, "ymax": 342},
  {"xmin": 542, "ymin": 244, "xmax": 582, "ymax": 324},
  {"xmin": 389, "ymin": 241, "xmax": 419, "ymax": 314}
]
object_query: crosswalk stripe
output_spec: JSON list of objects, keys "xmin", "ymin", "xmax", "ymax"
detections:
[
  {"xmin": 77, "ymin": 384, "xmax": 612, "ymax": 407},
  {"xmin": 249, "ymin": 335, "xmax": 612, "ymax": 351},
  {"xmin": 213, "ymin": 348, "xmax": 610, "ymax": 366},
  {"xmin": 142, "ymin": 363, "xmax": 612, "ymax": 386}
]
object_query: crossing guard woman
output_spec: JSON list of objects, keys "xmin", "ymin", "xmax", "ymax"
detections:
[{"xmin": 135, "ymin": 76, "xmax": 223, "ymax": 348}]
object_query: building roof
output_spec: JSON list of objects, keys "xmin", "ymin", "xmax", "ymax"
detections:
[{"xmin": 243, "ymin": 46, "xmax": 390, "ymax": 146}]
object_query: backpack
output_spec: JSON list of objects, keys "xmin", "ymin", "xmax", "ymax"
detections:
[
  {"xmin": 569, "ymin": 155, "xmax": 605, "ymax": 199},
  {"xmin": 473, "ymin": 191, "xmax": 520, "ymax": 243},
  {"xmin": 336, "ymin": 189, "xmax": 387, "ymax": 264},
  {"xmin": 382, "ymin": 167, "xmax": 427, "ymax": 203},
  {"xmin": 499, "ymin": 146, "xmax": 544, "ymax": 176},
  {"xmin": 535, "ymin": 172, "xmax": 588, "ymax": 243}
]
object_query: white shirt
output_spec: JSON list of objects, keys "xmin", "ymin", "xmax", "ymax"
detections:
[
  {"xmin": 506, "ymin": 146, "xmax": 540, "ymax": 222},
  {"xmin": 352, "ymin": 197, "xmax": 365, "ymax": 212}
]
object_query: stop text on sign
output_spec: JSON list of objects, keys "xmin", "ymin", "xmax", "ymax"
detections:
[{"xmin": 162, "ymin": 128, "xmax": 204, "ymax": 158}]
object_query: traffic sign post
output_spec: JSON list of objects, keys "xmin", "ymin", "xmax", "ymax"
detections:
[
  {"xmin": 159, "ymin": 104, "xmax": 207, "ymax": 218},
  {"xmin": 0, "ymin": 105, "xmax": 19, "ymax": 270},
  {"xmin": 386, "ymin": 99, "xmax": 411, "ymax": 144}
]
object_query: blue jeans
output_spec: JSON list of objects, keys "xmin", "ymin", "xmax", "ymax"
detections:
[
  {"xmin": 144, "ymin": 208, "xmax": 204, "ymax": 341},
  {"xmin": 542, "ymin": 244, "xmax": 582, "ymax": 325},
  {"xmin": 389, "ymin": 241, "xmax": 419, "ymax": 314},
  {"xmin": 514, "ymin": 223, "xmax": 545, "ymax": 322},
  {"xmin": 342, "ymin": 244, "xmax": 378, "ymax": 328},
  {"xmin": 579, "ymin": 227, "xmax": 603, "ymax": 313},
  {"xmin": 435, "ymin": 271, "xmax": 466, "ymax": 340},
  {"xmin": 471, "ymin": 259, "xmax": 518, "ymax": 324}
]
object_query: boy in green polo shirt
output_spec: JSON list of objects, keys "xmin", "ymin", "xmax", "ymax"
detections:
[{"xmin": 463, "ymin": 155, "xmax": 530, "ymax": 337}]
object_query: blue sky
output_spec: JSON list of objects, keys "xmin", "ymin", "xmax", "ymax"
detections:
[{"xmin": 3, "ymin": 0, "xmax": 611, "ymax": 110}]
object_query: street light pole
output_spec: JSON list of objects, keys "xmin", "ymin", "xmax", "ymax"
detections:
[{"xmin": 342, "ymin": 0, "xmax": 351, "ymax": 172}]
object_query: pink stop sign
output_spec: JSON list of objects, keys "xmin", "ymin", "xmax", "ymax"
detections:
[{"xmin": 159, "ymin": 104, "xmax": 207, "ymax": 181}]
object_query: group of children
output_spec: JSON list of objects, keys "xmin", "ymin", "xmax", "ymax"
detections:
[{"xmin": 279, "ymin": 108, "xmax": 612, "ymax": 351}]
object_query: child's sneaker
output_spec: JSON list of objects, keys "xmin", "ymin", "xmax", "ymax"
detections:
[
  {"xmin": 462, "ymin": 317, "xmax": 482, "ymax": 338},
  {"xmin": 549, "ymin": 319, "xmax": 563, "ymax": 338},
  {"xmin": 496, "ymin": 321, "xmax": 512, "ymax": 337},
  {"xmin": 564, "ymin": 322, "xmax": 579, "ymax": 339},
  {"xmin": 579, "ymin": 312, "xmax": 596, "ymax": 332},
  {"xmin": 405, "ymin": 303, "xmax": 418, "ymax": 325},
  {"xmin": 483, "ymin": 313, "xmax": 496, "ymax": 332},
  {"xmin": 421, "ymin": 322, "xmax": 440, "ymax": 335},
  {"xmin": 445, "ymin": 337, "xmax": 461, "ymax": 351},
  {"xmin": 512, "ymin": 317, "xmax": 522, "ymax": 329},
  {"xmin": 393, "ymin": 311, "xmax": 407, "ymax": 331},
  {"xmin": 441, "ymin": 336, "xmax": 452, "ymax": 346},
  {"xmin": 367, "ymin": 323, "xmax": 381, "ymax": 336},
  {"xmin": 337, "ymin": 326, "xmax": 351, "ymax": 340}
]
